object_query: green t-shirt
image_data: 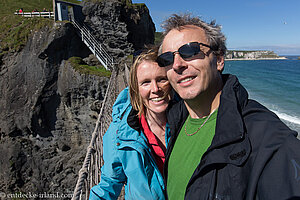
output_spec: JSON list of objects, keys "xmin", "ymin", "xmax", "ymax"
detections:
[{"xmin": 167, "ymin": 109, "xmax": 218, "ymax": 200}]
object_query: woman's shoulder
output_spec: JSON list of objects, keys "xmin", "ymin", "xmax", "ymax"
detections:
[
  {"xmin": 111, "ymin": 87, "xmax": 132, "ymax": 119},
  {"xmin": 113, "ymin": 87, "xmax": 130, "ymax": 108},
  {"xmin": 104, "ymin": 88, "xmax": 138, "ymax": 139}
]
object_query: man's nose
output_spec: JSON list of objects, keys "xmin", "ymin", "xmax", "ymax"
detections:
[{"xmin": 172, "ymin": 53, "xmax": 187, "ymax": 73}]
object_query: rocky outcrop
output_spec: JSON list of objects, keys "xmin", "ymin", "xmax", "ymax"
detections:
[
  {"xmin": 0, "ymin": 21, "xmax": 109, "ymax": 196},
  {"xmin": 225, "ymin": 50, "xmax": 284, "ymax": 60},
  {"xmin": 82, "ymin": 0, "xmax": 155, "ymax": 64}
]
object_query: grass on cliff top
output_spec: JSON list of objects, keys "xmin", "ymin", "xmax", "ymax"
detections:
[
  {"xmin": 0, "ymin": 0, "xmax": 80, "ymax": 56},
  {"xmin": 68, "ymin": 57, "xmax": 111, "ymax": 77},
  {"xmin": 0, "ymin": 16, "xmax": 53, "ymax": 55},
  {"xmin": 122, "ymin": 0, "xmax": 146, "ymax": 9}
]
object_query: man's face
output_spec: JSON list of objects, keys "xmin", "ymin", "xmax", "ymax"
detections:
[{"xmin": 161, "ymin": 25, "xmax": 224, "ymax": 101}]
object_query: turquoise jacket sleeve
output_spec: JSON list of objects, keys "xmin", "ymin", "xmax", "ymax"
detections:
[{"xmin": 89, "ymin": 123, "xmax": 126, "ymax": 200}]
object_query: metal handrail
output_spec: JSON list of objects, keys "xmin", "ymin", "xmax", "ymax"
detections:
[{"xmin": 71, "ymin": 18, "xmax": 114, "ymax": 70}]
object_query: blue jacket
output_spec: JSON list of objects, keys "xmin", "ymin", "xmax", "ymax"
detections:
[{"xmin": 90, "ymin": 88, "xmax": 170, "ymax": 200}]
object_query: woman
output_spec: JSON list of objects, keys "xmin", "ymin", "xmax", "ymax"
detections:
[{"xmin": 89, "ymin": 49, "xmax": 171, "ymax": 200}]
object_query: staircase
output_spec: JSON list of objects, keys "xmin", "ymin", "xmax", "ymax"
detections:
[{"xmin": 71, "ymin": 18, "xmax": 114, "ymax": 70}]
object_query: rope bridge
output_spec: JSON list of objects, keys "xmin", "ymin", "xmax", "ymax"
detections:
[
  {"xmin": 68, "ymin": 14, "xmax": 128, "ymax": 199},
  {"xmin": 72, "ymin": 67, "xmax": 127, "ymax": 200}
]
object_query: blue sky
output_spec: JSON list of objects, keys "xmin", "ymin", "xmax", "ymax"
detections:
[{"xmin": 132, "ymin": 0, "xmax": 300, "ymax": 55}]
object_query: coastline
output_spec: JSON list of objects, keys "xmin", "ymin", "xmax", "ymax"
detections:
[
  {"xmin": 225, "ymin": 57, "xmax": 287, "ymax": 61},
  {"xmin": 224, "ymin": 59, "xmax": 300, "ymax": 137}
]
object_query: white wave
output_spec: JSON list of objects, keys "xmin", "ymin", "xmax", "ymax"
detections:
[{"xmin": 271, "ymin": 110, "xmax": 300, "ymax": 125}]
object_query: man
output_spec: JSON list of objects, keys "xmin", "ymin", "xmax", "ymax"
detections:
[{"xmin": 157, "ymin": 13, "xmax": 300, "ymax": 199}]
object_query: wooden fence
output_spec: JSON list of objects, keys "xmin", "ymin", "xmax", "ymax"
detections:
[{"xmin": 14, "ymin": 11, "xmax": 54, "ymax": 18}]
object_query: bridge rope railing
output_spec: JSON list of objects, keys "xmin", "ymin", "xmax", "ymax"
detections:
[
  {"xmin": 72, "ymin": 68, "xmax": 122, "ymax": 200},
  {"xmin": 71, "ymin": 18, "xmax": 114, "ymax": 71}
]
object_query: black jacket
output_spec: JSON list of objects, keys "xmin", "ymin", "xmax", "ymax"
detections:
[{"xmin": 165, "ymin": 74, "xmax": 300, "ymax": 200}]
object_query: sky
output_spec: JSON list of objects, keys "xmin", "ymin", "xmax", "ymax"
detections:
[{"xmin": 132, "ymin": 0, "xmax": 300, "ymax": 55}]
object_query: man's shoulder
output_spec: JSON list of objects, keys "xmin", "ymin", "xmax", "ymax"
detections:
[
  {"xmin": 243, "ymin": 99, "xmax": 298, "ymax": 150},
  {"xmin": 243, "ymin": 99, "xmax": 279, "ymax": 122}
]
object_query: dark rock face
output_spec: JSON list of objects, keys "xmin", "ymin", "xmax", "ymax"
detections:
[
  {"xmin": 0, "ymin": 0, "xmax": 155, "ymax": 197},
  {"xmin": 0, "ymin": 22, "xmax": 109, "ymax": 196},
  {"xmin": 82, "ymin": 0, "xmax": 155, "ymax": 64}
]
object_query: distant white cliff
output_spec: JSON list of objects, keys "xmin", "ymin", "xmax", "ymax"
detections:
[{"xmin": 225, "ymin": 50, "xmax": 286, "ymax": 60}]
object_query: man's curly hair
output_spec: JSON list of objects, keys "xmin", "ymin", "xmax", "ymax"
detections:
[{"xmin": 161, "ymin": 13, "xmax": 227, "ymax": 56}]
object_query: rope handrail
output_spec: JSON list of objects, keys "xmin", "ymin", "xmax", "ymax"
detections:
[
  {"xmin": 71, "ymin": 15, "xmax": 130, "ymax": 200},
  {"xmin": 72, "ymin": 69, "xmax": 119, "ymax": 200}
]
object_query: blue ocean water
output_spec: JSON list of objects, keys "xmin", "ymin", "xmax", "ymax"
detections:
[{"xmin": 224, "ymin": 57, "xmax": 300, "ymax": 135}]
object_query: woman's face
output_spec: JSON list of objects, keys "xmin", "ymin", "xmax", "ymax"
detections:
[{"xmin": 137, "ymin": 60, "xmax": 171, "ymax": 116}]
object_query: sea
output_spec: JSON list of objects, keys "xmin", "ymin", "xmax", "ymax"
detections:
[{"xmin": 224, "ymin": 56, "xmax": 300, "ymax": 137}]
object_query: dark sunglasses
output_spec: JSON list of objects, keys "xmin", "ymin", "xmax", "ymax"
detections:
[{"xmin": 157, "ymin": 42, "xmax": 215, "ymax": 67}]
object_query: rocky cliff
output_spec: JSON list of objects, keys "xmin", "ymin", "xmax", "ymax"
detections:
[
  {"xmin": 82, "ymin": 0, "xmax": 155, "ymax": 64},
  {"xmin": 0, "ymin": 21, "xmax": 108, "ymax": 196},
  {"xmin": 0, "ymin": 0, "xmax": 155, "ymax": 197}
]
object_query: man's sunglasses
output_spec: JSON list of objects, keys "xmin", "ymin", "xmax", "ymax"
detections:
[{"xmin": 157, "ymin": 42, "xmax": 216, "ymax": 67}]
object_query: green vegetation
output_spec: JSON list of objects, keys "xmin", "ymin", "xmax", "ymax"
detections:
[
  {"xmin": 260, "ymin": 54, "xmax": 278, "ymax": 58},
  {"xmin": 0, "ymin": 0, "xmax": 80, "ymax": 56},
  {"xmin": 83, "ymin": 0, "xmax": 102, "ymax": 3},
  {"xmin": 154, "ymin": 32, "xmax": 163, "ymax": 45},
  {"xmin": 126, "ymin": 54, "xmax": 134, "ymax": 64},
  {"xmin": 0, "ymin": 16, "xmax": 53, "ymax": 55},
  {"xmin": 0, "ymin": 0, "xmax": 111, "ymax": 77},
  {"xmin": 227, "ymin": 50, "xmax": 257, "ymax": 54},
  {"xmin": 226, "ymin": 50, "xmax": 280, "ymax": 59},
  {"xmin": 227, "ymin": 50, "xmax": 277, "ymax": 55},
  {"xmin": 68, "ymin": 57, "xmax": 111, "ymax": 77}
]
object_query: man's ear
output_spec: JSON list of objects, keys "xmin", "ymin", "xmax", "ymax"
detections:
[{"xmin": 216, "ymin": 55, "xmax": 225, "ymax": 73}]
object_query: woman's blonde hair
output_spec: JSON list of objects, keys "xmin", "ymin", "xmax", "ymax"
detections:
[{"xmin": 129, "ymin": 48, "xmax": 158, "ymax": 116}]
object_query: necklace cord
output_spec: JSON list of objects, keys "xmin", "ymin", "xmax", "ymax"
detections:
[{"xmin": 185, "ymin": 108, "xmax": 217, "ymax": 136}]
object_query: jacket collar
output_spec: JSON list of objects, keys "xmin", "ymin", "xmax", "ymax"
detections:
[
  {"xmin": 166, "ymin": 74, "xmax": 251, "ymax": 165},
  {"xmin": 209, "ymin": 74, "xmax": 248, "ymax": 149},
  {"xmin": 116, "ymin": 107, "xmax": 148, "ymax": 144},
  {"xmin": 201, "ymin": 75, "xmax": 251, "ymax": 166}
]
